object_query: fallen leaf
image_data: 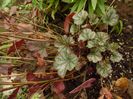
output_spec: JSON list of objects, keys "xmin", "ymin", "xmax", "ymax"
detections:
[
  {"xmin": 9, "ymin": 6, "xmax": 17, "ymax": 16},
  {"xmin": 8, "ymin": 39, "xmax": 25, "ymax": 54},
  {"xmin": 26, "ymin": 41, "xmax": 49, "ymax": 58},
  {"xmin": 4, "ymin": 17, "xmax": 15, "ymax": 30},
  {"xmin": 115, "ymin": 77, "xmax": 129, "ymax": 90},
  {"xmin": 64, "ymin": 13, "xmax": 75, "ymax": 33},
  {"xmin": 53, "ymin": 81, "xmax": 65, "ymax": 94},
  {"xmin": 69, "ymin": 78, "xmax": 96, "ymax": 94},
  {"xmin": 17, "ymin": 23, "xmax": 33, "ymax": 32},
  {"xmin": 99, "ymin": 87, "xmax": 112, "ymax": 99}
]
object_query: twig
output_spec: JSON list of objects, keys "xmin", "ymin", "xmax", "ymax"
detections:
[
  {"xmin": 0, "ymin": 56, "xmax": 34, "ymax": 61},
  {"xmin": 0, "ymin": 33, "xmax": 53, "ymax": 42},
  {"xmin": 0, "ymin": 85, "xmax": 23, "ymax": 92}
]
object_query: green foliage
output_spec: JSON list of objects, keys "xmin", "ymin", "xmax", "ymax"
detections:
[
  {"xmin": 70, "ymin": 24, "xmax": 79, "ymax": 34},
  {"xmin": 96, "ymin": 61, "xmax": 112, "ymax": 78},
  {"xmin": 107, "ymin": 42, "xmax": 120, "ymax": 52},
  {"xmin": 0, "ymin": 93, "xmax": 8, "ymax": 99},
  {"xmin": 91, "ymin": 0, "xmax": 97, "ymax": 10},
  {"xmin": 102, "ymin": 7, "xmax": 119, "ymax": 26},
  {"xmin": 111, "ymin": 20, "xmax": 123, "ymax": 34},
  {"xmin": 87, "ymin": 51, "xmax": 102, "ymax": 63},
  {"xmin": 110, "ymin": 51, "xmax": 123, "ymax": 63},
  {"xmin": 0, "ymin": 0, "xmax": 11, "ymax": 8},
  {"xmin": 73, "ymin": 10, "xmax": 88, "ymax": 25},
  {"xmin": 17, "ymin": 87, "xmax": 28, "ymax": 99},
  {"xmin": 62, "ymin": 0, "xmax": 76, "ymax": 3},
  {"xmin": 96, "ymin": 0, "xmax": 106, "ymax": 15},
  {"xmin": 54, "ymin": 35, "xmax": 75, "ymax": 52},
  {"xmin": 68, "ymin": 10, "xmax": 122, "ymax": 78},
  {"xmin": 0, "ymin": 43, "xmax": 12, "ymax": 51},
  {"xmin": 54, "ymin": 35, "xmax": 78, "ymax": 78},
  {"xmin": 17, "ymin": 0, "xmax": 107, "ymax": 20},
  {"xmin": 0, "ymin": 0, "xmax": 15, "ymax": 9},
  {"xmin": 54, "ymin": 10, "xmax": 122, "ymax": 78},
  {"xmin": 0, "ymin": 0, "xmax": 124, "ymax": 98},
  {"xmin": 54, "ymin": 49, "xmax": 78, "ymax": 78},
  {"xmin": 88, "ymin": 14, "xmax": 99, "ymax": 25},
  {"xmin": 78, "ymin": 29, "xmax": 96, "ymax": 41},
  {"xmin": 95, "ymin": 32, "xmax": 109, "ymax": 46}
]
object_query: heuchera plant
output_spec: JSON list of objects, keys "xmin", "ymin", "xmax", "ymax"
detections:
[{"xmin": 54, "ymin": 9, "xmax": 122, "ymax": 78}]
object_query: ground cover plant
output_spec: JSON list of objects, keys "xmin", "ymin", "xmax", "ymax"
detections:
[{"xmin": 0, "ymin": 0, "xmax": 133, "ymax": 99}]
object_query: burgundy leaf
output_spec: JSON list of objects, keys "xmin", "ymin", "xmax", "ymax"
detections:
[
  {"xmin": 8, "ymin": 87, "xmax": 20, "ymax": 99},
  {"xmin": 28, "ymin": 84, "xmax": 48, "ymax": 95},
  {"xmin": 53, "ymin": 81, "xmax": 65, "ymax": 94},
  {"xmin": 69, "ymin": 78, "xmax": 96, "ymax": 94},
  {"xmin": 8, "ymin": 39, "xmax": 25, "ymax": 54},
  {"xmin": 26, "ymin": 72, "xmax": 40, "ymax": 81},
  {"xmin": 79, "ymin": 41, "xmax": 85, "ymax": 48},
  {"xmin": 64, "ymin": 13, "xmax": 75, "ymax": 33},
  {"xmin": 28, "ymin": 84, "xmax": 42, "ymax": 95}
]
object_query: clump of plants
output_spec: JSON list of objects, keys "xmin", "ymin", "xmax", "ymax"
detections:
[
  {"xmin": 54, "ymin": 9, "xmax": 122, "ymax": 78},
  {"xmin": 0, "ymin": 0, "xmax": 124, "ymax": 98}
]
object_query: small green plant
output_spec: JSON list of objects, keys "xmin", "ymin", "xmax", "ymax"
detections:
[
  {"xmin": 0, "ymin": 0, "xmax": 16, "ymax": 9},
  {"xmin": 54, "ymin": 10, "xmax": 122, "ymax": 78}
]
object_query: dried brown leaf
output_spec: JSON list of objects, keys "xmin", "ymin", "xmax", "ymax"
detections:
[
  {"xmin": 17, "ymin": 23, "xmax": 33, "ymax": 32},
  {"xmin": 9, "ymin": 6, "xmax": 17, "ymax": 16},
  {"xmin": 115, "ymin": 77, "xmax": 129, "ymax": 90},
  {"xmin": 99, "ymin": 87, "xmax": 112, "ymax": 99}
]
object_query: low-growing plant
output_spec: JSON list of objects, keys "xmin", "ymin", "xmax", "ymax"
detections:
[{"xmin": 54, "ymin": 10, "xmax": 122, "ymax": 78}]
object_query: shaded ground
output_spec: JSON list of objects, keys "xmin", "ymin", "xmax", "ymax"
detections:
[
  {"xmin": 0, "ymin": 1, "xmax": 132, "ymax": 99},
  {"xmin": 111, "ymin": 0, "xmax": 133, "ymax": 81}
]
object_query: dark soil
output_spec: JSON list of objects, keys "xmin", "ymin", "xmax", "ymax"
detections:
[{"xmin": 110, "ymin": 0, "xmax": 133, "ymax": 82}]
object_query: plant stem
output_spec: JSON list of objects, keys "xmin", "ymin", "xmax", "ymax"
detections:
[
  {"xmin": 0, "ymin": 33, "xmax": 53, "ymax": 42},
  {"xmin": 0, "ymin": 56, "xmax": 34, "ymax": 61},
  {"xmin": 0, "ymin": 85, "xmax": 23, "ymax": 92}
]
